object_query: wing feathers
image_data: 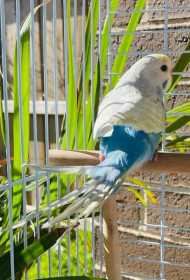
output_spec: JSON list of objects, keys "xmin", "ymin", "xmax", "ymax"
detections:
[{"xmin": 93, "ymin": 85, "xmax": 164, "ymax": 139}]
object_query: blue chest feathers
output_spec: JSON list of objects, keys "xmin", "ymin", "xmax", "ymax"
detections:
[{"xmin": 88, "ymin": 125, "xmax": 161, "ymax": 184}]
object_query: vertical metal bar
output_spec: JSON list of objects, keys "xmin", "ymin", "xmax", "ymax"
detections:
[
  {"xmin": 76, "ymin": 227, "xmax": 80, "ymax": 275},
  {"xmin": 99, "ymin": 208, "xmax": 103, "ymax": 275},
  {"xmin": 63, "ymin": 0, "xmax": 71, "ymax": 275},
  {"xmin": 46, "ymin": 171, "xmax": 51, "ymax": 277},
  {"xmin": 82, "ymin": 0, "xmax": 86, "ymax": 149},
  {"xmin": 160, "ymin": 1, "xmax": 169, "ymax": 279},
  {"xmin": 97, "ymin": 2, "xmax": 103, "ymax": 275},
  {"xmin": 90, "ymin": 0, "xmax": 96, "ymax": 276},
  {"xmin": 98, "ymin": 0, "xmax": 103, "ymax": 100},
  {"xmin": 92, "ymin": 212, "xmax": 96, "ymax": 277},
  {"xmin": 43, "ymin": 1, "xmax": 49, "ymax": 166},
  {"xmin": 107, "ymin": 0, "xmax": 112, "ymax": 86},
  {"xmin": 84, "ymin": 216, "xmax": 87, "ymax": 274},
  {"xmin": 63, "ymin": 0, "xmax": 69, "ymax": 148},
  {"xmin": 99, "ymin": 0, "xmax": 113, "ymax": 275},
  {"xmin": 52, "ymin": 0, "xmax": 59, "ymax": 149},
  {"xmin": 0, "ymin": 1, "xmax": 15, "ymax": 279},
  {"xmin": 51, "ymin": 0, "xmax": 61, "ymax": 276},
  {"xmin": 162, "ymin": 0, "xmax": 169, "ymax": 151},
  {"xmin": 99, "ymin": 0, "xmax": 108, "ymax": 273},
  {"xmin": 160, "ymin": 177, "xmax": 166, "ymax": 280},
  {"xmin": 30, "ymin": 0, "xmax": 41, "ymax": 277},
  {"xmin": 52, "ymin": 0, "xmax": 61, "ymax": 206},
  {"xmin": 81, "ymin": 0, "xmax": 88, "ymax": 274},
  {"xmin": 15, "ymin": 1, "xmax": 28, "ymax": 279},
  {"xmin": 42, "ymin": 1, "xmax": 52, "ymax": 277},
  {"xmin": 73, "ymin": 0, "xmax": 80, "ymax": 275},
  {"xmin": 90, "ymin": 0, "xmax": 94, "ymax": 127},
  {"xmin": 73, "ymin": 0, "xmax": 78, "ymax": 150},
  {"xmin": 163, "ymin": 0, "xmax": 169, "ymax": 54},
  {"xmin": 73, "ymin": 0, "xmax": 78, "ymax": 93}
]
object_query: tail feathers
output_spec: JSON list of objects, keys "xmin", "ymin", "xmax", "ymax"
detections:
[
  {"xmin": 47, "ymin": 179, "xmax": 98, "ymax": 212},
  {"xmin": 87, "ymin": 165, "xmax": 122, "ymax": 185},
  {"xmin": 81, "ymin": 183, "xmax": 118, "ymax": 217},
  {"xmin": 47, "ymin": 180, "xmax": 120, "ymax": 227},
  {"xmin": 55, "ymin": 166, "xmax": 91, "ymax": 175}
]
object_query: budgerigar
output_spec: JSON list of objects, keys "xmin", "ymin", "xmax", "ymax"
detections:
[{"xmin": 49, "ymin": 54, "xmax": 172, "ymax": 225}]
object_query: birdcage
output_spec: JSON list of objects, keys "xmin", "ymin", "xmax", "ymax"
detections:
[{"xmin": 0, "ymin": 0, "xmax": 190, "ymax": 280}]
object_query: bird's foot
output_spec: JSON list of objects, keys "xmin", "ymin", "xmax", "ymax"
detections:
[
  {"xmin": 99, "ymin": 153, "xmax": 105, "ymax": 162},
  {"xmin": 152, "ymin": 152, "xmax": 159, "ymax": 162}
]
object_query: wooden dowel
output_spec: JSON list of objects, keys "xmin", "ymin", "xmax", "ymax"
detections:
[
  {"xmin": 49, "ymin": 150, "xmax": 190, "ymax": 173},
  {"xmin": 48, "ymin": 149, "xmax": 100, "ymax": 166},
  {"xmin": 103, "ymin": 197, "xmax": 122, "ymax": 280},
  {"xmin": 48, "ymin": 149, "xmax": 190, "ymax": 280}
]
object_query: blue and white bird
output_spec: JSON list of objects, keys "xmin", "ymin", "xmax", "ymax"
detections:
[{"xmin": 50, "ymin": 53, "xmax": 172, "ymax": 224}]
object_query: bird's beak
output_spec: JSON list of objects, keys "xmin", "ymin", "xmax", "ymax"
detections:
[{"xmin": 163, "ymin": 65, "xmax": 173, "ymax": 90}]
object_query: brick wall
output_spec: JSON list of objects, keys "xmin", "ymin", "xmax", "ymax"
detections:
[
  {"xmin": 3, "ymin": 1, "xmax": 190, "ymax": 279},
  {"xmin": 102, "ymin": 1, "xmax": 190, "ymax": 279}
]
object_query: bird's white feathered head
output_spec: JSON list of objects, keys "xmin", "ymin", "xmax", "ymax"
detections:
[{"xmin": 117, "ymin": 53, "xmax": 173, "ymax": 92}]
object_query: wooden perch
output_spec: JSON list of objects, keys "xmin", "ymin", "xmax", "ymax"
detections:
[
  {"xmin": 49, "ymin": 149, "xmax": 190, "ymax": 173},
  {"xmin": 103, "ymin": 197, "xmax": 122, "ymax": 280},
  {"xmin": 48, "ymin": 149, "xmax": 190, "ymax": 280},
  {"xmin": 48, "ymin": 149, "xmax": 100, "ymax": 166}
]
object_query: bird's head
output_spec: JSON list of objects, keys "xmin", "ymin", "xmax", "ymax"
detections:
[{"xmin": 126, "ymin": 53, "xmax": 173, "ymax": 92}]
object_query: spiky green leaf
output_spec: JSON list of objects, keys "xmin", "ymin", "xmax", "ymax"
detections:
[{"xmin": 106, "ymin": 0, "xmax": 146, "ymax": 92}]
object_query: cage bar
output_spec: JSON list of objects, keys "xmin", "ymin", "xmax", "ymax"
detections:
[{"xmin": 1, "ymin": 1, "xmax": 190, "ymax": 279}]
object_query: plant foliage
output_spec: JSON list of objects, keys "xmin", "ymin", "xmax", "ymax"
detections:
[{"xmin": 1, "ymin": 0, "xmax": 190, "ymax": 278}]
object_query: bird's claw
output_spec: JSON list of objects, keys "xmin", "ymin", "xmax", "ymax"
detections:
[
  {"xmin": 152, "ymin": 152, "xmax": 159, "ymax": 162},
  {"xmin": 99, "ymin": 153, "xmax": 105, "ymax": 162}
]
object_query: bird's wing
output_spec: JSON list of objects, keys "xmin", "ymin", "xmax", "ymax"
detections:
[{"xmin": 93, "ymin": 85, "xmax": 164, "ymax": 139}]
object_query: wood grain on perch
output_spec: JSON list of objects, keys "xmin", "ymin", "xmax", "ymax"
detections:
[{"xmin": 49, "ymin": 149, "xmax": 190, "ymax": 173}]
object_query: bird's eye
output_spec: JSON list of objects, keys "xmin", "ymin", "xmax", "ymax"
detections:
[{"xmin": 161, "ymin": 65, "xmax": 168, "ymax": 72}]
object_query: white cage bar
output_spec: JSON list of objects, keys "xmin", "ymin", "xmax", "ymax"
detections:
[{"xmin": 0, "ymin": 1, "xmax": 190, "ymax": 280}]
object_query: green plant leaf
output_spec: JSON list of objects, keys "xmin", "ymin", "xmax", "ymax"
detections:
[
  {"xmin": 77, "ymin": 59, "xmax": 101, "ymax": 149},
  {"xmin": 127, "ymin": 176, "xmax": 157, "ymax": 205},
  {"xmin": 165, "ymin": 42, "xmax": 190, "ymax": 149},
  {"xmin": 75, "ymin": 0, "xmax": 100, "ymax": 148},
  {"xmin": 77, "ymin": 0, "xmax": 99, "ymax": 98},
  {"xmin": 13, "ymin": 30, "xmax": 30, "ymax": 176},
  {"xmin": 166, "ymin": 135, "xmax": 190, "ymax": 147},
  {"xmin": 99, "ymin": 0, "xmax": 120, "ymax": 80},
  {"xmin": 0, "ymin": 229, "xmax": 66, "ymax": 280},
  {"xmin": 25, "ymin": 229, "xmax": 93, "ymax": 278},
  {"xmin": 0, "ymin": 82, "xmax": 5, "ymax": 145},
  {"xmin": 20, "ymin": 0, "xmax": 51, "ymax": 38},
  {"xmin": 166, "ymin": 115, "xmax": 190, "ymax": 133},
  {"xmin": 168, "ymin": 41, "xmax": 190, "ymax": 93},
  {"xmin": 0, "ymin": 0, "xmax": 53, "ymax": 252},
  {"xmin": 0, "ymin": 28, "xmax": 31, "ymax": 253},
  {"xmin": 87, "ymin": 59, "xmax": 101, "ymax": 147},
  {"xmin": 11, "ymin": 29, "xmax": 30, "ymax": 226},
  {"xmin": 76, "ymin": 0, "xmax": 122, "ymax": 149},
  {"xmin": 167, "ymin": 102, "xmax": 190, "ymax": 123},
  {"xmin": 105, "ymin": 0, "xmax": 146, "ymax": 92},
  {"xmin": 166, "ymin": 103, "xmax": 190, "ymax": 150},
  {"xmin": 61, "ymin": 0, "xmax": 77, "ymax": 149},
  {"xmin": 128, "ymin": 186, "xmax": 147, "ymax": 207}
]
